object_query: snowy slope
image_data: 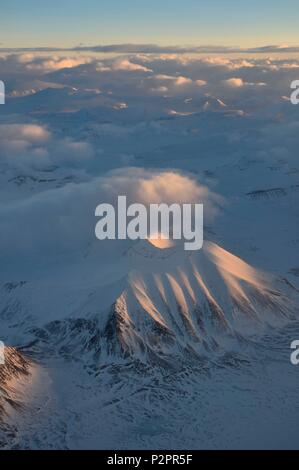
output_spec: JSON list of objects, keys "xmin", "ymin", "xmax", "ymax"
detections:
[{"xmin": 1, "ymin": 241, "xmax": 297, "ymax": 368}]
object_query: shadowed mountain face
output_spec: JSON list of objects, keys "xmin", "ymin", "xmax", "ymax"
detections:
[
  {"xmin": 0, "ymin": 347, "xmax": 30, "ymax": 419},
  {"xmin": 1, "ymin": 241, "xmax": 297, "ymax": 450},
  {"xmin": 103, "ymin": 241, "xmax": 296, "ymax": 364},
  {"xmin": 15, "ymin": 241, "xmax": 296, "ymax": 368}
]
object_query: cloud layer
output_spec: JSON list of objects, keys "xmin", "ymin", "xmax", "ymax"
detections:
[
  {"xmin": 2, "ymin": 43, "xmax": 299, "ymax": 54},
  {"xmin": 1, "ymin": 47, "xmax": 298, "ymax": 279}
]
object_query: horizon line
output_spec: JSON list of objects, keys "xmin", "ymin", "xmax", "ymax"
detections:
[{"xmin": 1, "ymin": 43, "xmax": 299, "ymax": 54}]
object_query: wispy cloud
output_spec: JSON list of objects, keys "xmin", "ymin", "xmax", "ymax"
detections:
[{"xmin": 1, "ymin": 43, "xmax": 299, "ymax": 54}]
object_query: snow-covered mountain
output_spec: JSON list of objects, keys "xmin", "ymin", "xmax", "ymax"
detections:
[
  {"xmin": 1, "ymin": 240, "xmax": 297, "ymax": 366},
  {"xmin": 103, "ymin": 241, "xmax": 295, "ymax": 364},
  {"xmin": 1, "ymin": 242, "xmax": 298, "ymax": 449},
  {"xmin": 1, "ymin": 50, "xmax": 299, "ymax": 449},
  {"xmin": 0, "ymin": 346, "xmax": 31, "ymax": 419}
]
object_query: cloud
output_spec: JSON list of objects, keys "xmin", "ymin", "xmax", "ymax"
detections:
[
  {"xmin": 224, "ymin": 77, "xmax": 266, "ymax": 88},
  {"xmin": 2, "ymin": 50, "xmax": 298, "ymax": 118},
  {"xmin": 0, "ymin": 169, "xmax": 223, "ymax": 268},
  {"xmin": 2, "ymin": 43, "xmax": 299, "ymax": 55},
  {"xmin": 25, "ymin": 56, "xmax": 92, "ymax": 72},
  {"xmin": 70, "ymin": 44, "xmax": 299, "ymax": 54},
  {"xmin": 0, "ymin": 124, "xmax": 50, "ymax": 143},
  {"xmin": 200, "ymin": 57, "xmax": 255, "ymax": 71},
  {"xmin": 153, "ymin": 73, "xmax": 203, "ymax": 90},
  {"xmin": 195, "ymin": 79, "xmax": 207, "ymax": 87},
  {"xmin": 174, "ymin": 76, "xmax": 193, "ymax": 86},
  {"xmin": 98, "ymin": 169, "xmax": 222, "ymax": 212},
  {"xmin": 0, "ymin": 53, "xmax": 93, "ymax": 74},
  {"xmin": 154, "ymin": 74, "xmax": 193, "ymax": 86},
  {"xmin": 96, "ymin": 58, "xmax": 153, "ymax": 73},
  {"xmin": 1, "ymin": 47, "xmax": 298, "ymax": 279},
  {"xmin": 150, "ymin": 86, "xmax": 168, "ymax": 94},
  {"xmin": 16, "ymin": 53, "xmax": 36, "ymax": 63},
  {"xmin": 0, "ymin": 124, "xmax": 94, "ymax": 170},
  {"xmin": 111, "ymin": 58, "xmax": 152, "ymax": 72},
  {"xmin": 224, "ymin": 77, "xmax": 245, "ymax": 87}
]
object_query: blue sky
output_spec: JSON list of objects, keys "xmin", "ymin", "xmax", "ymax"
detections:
[{"xmin": 1, "ymin": 0, "xmax": 299, "ymax": 48}]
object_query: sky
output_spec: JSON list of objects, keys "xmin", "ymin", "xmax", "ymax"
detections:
[{"xmin": 1, "ymin": 0, "xmax": 299, "ymax": 49}]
